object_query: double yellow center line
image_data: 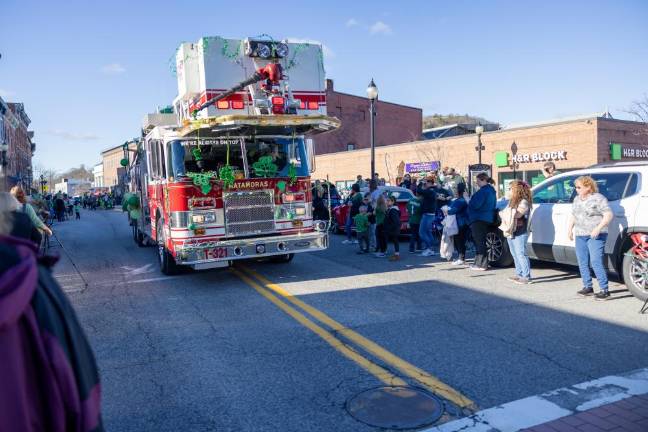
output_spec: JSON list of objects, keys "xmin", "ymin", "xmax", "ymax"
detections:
[{"xmin": 232, "ymin": 265, "xmax": 475, "ymax": 410}]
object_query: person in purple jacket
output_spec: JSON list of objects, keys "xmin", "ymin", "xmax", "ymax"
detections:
[{"xmin": 0, "ymin": 233, "xmax": 103, "ymax": 431}]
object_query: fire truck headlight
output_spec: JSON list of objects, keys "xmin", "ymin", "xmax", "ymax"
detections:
[
  {"xmin": 191, "ymin": 214, "xmax": 205, "ymax": 224},
  {"xmin": 203, "ymin": 212, "xmax": 217, "ymax": 224},
  {"xmin": 256, "ymin": 43, "xmax": 271, "ymax": 59},
  {"xmin": 295, "ymin": 207, "xmax": 306, "ymax": 216},
  {"xmin": 274, "ymin": 43, "xmax": 289, "ymax": 58}
]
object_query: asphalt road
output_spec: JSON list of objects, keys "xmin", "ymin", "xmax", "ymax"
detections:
[{"xmin": 51, "ymin": 209, "xmax": 648, "ymax": 431}]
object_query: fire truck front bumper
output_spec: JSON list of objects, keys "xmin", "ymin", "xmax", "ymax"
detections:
[{"xmin": 174, "ymin": 231, "xmax": 328, "ymax": 267}]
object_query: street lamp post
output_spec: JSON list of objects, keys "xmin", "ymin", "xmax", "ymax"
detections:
[
  {"xmin": 475, "ymin": 123, "xmax": 485, "ymax": 165},
  {"xmin": 366, "ymin": 79, "xmax": 378, "ymax": 181},
  {"xmin": 0, "ymin": 143, "xmax": 8, "ymax": 191}
]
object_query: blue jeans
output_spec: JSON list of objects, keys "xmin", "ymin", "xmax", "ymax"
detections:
[
  {"xmin": 575, "ymin": 234, "xmax": 609, "ymax": 292},
  {"xmin": 507, "ymin": 233, "xmax": 531, "ymax": 279},
  {"xmin": 345, "ymin": 213, "xmax": 354, "ymax": 241},
  {"xmin": 419, "ymin": 213, "xmax": 435, "ymax": 250}
]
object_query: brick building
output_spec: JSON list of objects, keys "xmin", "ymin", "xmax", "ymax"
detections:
[
  {"xmin": 0, "ymin": 98, "xmax": 34, "ymax": 192},
  {"xmin": 313, "ymin": 113, "xmax": 648, "ymax": 196},
  {"xmin": 101, "ymin": 142, "xmax": 137, "ymax": 188},
  {"xmin": 314, "ymin": 79, "xmax": 422, "ymax": 154}
]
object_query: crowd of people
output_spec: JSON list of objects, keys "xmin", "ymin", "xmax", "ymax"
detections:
[{"xmin": 336, "ymin": 162, "xmax": 614, "ymax": 300}]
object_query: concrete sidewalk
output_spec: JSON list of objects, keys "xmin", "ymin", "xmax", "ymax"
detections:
[
  {"xmin": 426, "ymin": 368, "xmax": 648, "ymax": 432},
  {"xmin": 523, "ymin": 393, "xmax": 648, "ymax": 432}
]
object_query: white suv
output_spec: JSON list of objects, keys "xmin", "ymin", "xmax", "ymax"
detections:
[{"xmin": 493, "ymin": 162, "xmax": 648, "ymax": 301}]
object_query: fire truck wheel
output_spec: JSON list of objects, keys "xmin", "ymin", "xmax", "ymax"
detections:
[
  {"xmin": 270, "ymin": 253, "xmax": 294, "ymax": 263},
  {"xmin": 157, "ymin": 222, "xmax": 178, "ymax": 275}
]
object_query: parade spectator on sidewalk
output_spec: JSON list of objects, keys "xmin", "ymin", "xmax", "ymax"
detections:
[
  {"xmin": 417, "ymin": 178, "xmax": 438, "ymax": 257},
  {"xmin": 55, "ymin": 194, "xmax": 66, "ymax": 222},
  {"xmin": 342, "ymin": 184, "xmax": 363, "ymax": 245},
  {"xmin": 384, "ymin": 196, "xmax": 402, "ymax": 261},
  {"xmin": 1, "ymin": 192, "xmax": 42, "ymax": 245},
  {"xmin": 75, "ymin": 201, "xmax": 81, "ymax": 220},
  {"xmin": 355, "ymin": 175, "xmax": 367, "ymax": 189},
  {"xmin": 354, "ymin": 206, "xmax": 370, "ymax": 254},
  {"xmin": 468, "ymin": 173, "xmax": 497, "ymax": 271},
  {"xmin": 374, "ymin": 195, "xmax": 388, "ymax": 258},
  {"xmin": 443, "ymin": 168, "xmax": 466, "ymax": 197},
  {"xmin": 447, "ymin": 183, "xmax": 469, "ymax": 265},
  {"xmin": 503, "ymin": 180, "xmax": 533, "ymax": 284},
  {"xmin": 0, "ymin": 230, "xmax": 104, "ymax": 431},
  {"xmin": 363, "ymin": 193, "xmax": 376, "ymax": 251},
  {"xmin": 407, "ymin": 189, "xmax": 423, "ymax": 253},
  {"xmin": 568, "ymin": 175, "xmax": 613, "ymax": 300},
  {"xmin": 399, "ymin": 174, "xmax": 412, "ymax": 190},
  {"xmin": 542, "ymin": 161, "xmax": 559, "ymax": 179},
  {"xmin": 10, "ymin": 186, "xmax": 52, "ymax": 238}
]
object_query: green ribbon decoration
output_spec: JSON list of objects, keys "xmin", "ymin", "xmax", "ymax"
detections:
[
  {"xmin": 252, "ymin": 156, "xmax": 279, "ymax": 178},
  {"xmin": 192, "ymin": 147, "xmax": 203, "ymax": 161},
  {"xmin": 277, "ymin": 180, "xmax": 287, "ymax": 192},
  {"xmin": 219, "ymin": 165, "xmax": 235, "ymax": 189},
  {"xmin": 287, "ymin": 162, "xmax": 297, "ymax": 185},
  {"xmin": 187, "ymin": 171, "xmax": 218, "ymax": 195}
]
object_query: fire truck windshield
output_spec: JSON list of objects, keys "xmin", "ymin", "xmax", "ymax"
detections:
[{"xmin": 170, "ymin": 137, "xmax": 309, "ymax": 179}]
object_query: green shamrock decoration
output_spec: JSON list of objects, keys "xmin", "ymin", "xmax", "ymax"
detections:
[
  {"xmin": 187, "ymin": 171, "xmax": 218, "ymax": 195},
  {"xmin": 287, "ymin": 162, "xmax": 297, "ymax": 185},
  {"xmin": 277, "ymin": 180, "xmax": 287, "ymax": 192},
  {"xmin": 252, "ymin": 156, "xmax": 279, "ymax": 178},
  {"xmin": 192, "ymin": 147, "xmax": 203, "ymax": 161},
  {"xmin": 218, "ymin": 165, "xmax": 235, "ymax": 189}
]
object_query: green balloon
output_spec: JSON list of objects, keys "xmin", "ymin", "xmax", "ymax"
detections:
[
  {"xmin": 120, "ymin": 158, "xmax": 129, "ymax": 167},
  {"xmin": 277, "ymin": 181, "xmax": 287, "ymax": 191},
  {"xmin": 129, "ymin": 209, "xmax": 141, "ymax": 220},
  {"xmin": 127, "ymin": 195, "xmax": 140, "ymax": 207}
]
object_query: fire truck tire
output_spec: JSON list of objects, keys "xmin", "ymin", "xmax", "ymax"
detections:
[
  {"xmin": 157, "ymin": 222, "xmax": 178, "ymax": 275},
  {"xmin": 270, "ymin": 253, "xmax": 294, "ymax": 263}
]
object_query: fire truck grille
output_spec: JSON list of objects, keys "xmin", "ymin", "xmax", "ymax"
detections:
[{"xmin": 224, "ymin": 190, "xmax": 276, "ymax": 236}]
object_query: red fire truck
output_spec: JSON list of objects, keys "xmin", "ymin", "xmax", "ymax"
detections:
[{"xmin": 126, "ymin": 36, "xmax": 339, "ymax": 274}]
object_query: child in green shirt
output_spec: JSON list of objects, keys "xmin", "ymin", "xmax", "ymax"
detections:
[
  {"xmin": 74, "ymin": 202, "xmax": 81, "ymax": 219},
  {"xmin": 353, "ymin": 206, "xmax": 370, "ymax": 253}
]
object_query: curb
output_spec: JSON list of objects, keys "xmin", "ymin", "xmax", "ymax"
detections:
[{"xmin": 424, "ymin": 367, "xmax": 648, "ymax": 432}]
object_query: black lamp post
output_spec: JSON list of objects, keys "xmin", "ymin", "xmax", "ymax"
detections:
[
  {"xmin": 366, "ymin": 79, "xmax": 378, "ymax": 180},
  {"xmin": 475, "ymin": 122, "xmax": 485, "ymax": 165},
  {"xmin": 511, "ymin": 141, "xmax": 519, "ymax": 179},
  {"xmin": 0, "ymin": 142, "xmax": 8, "ymax": 191}
]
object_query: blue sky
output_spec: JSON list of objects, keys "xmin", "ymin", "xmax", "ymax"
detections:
[{"xmin": 1, "ymin": 0, "xmax": 647, "ymax": 172}]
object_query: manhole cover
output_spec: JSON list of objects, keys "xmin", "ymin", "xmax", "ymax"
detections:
[{"xmin": 346, "ymin": 386, "xmax": 444, "ymax": 430}]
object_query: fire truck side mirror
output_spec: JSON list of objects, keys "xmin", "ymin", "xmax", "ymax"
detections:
[{"xmin": 305, "ymin": 139, "xmax": 316, "ymax": 174}]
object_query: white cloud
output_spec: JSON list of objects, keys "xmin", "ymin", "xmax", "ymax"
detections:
[
  {"xmin": 285, "ymin": 38, "xmax": 335, "ymax": 59},
  {"xmin": 369, "ymin": 21, "xmax": 393, "ymax": 35},
  {"xmin": 47, "ymin": 130, "xmax": 101, "ymax": 141},
  {"xmin": 346, "ymin": 18, "xmax": 359, "ymax": 28},
  {"xmin": 0, "ymin": 88, "xmax": 15, "ymax": 99},
  {"xmin": 101, "ymin": 63, "xmax": 126, "ymax": 74}
]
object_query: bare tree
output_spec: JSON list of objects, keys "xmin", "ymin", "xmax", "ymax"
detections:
[{"xmin": 624, "ymin": 94, "xmax": 648, "ymax": 136}]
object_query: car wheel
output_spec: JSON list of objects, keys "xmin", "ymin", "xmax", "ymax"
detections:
[
  {"xmin": 270, "ymin": 253, "xmax": 294, "ymax": 263},
  {"xmin": 157, "ymin": 222, "xmax": 178, "ymax": 275},
  {"xmin": 486, "ymin": 229, "xmax": 513, "ymax": 267},
  {"xmin": 622, "ymin": 252, "xmax": 648, "ymax": 302}
]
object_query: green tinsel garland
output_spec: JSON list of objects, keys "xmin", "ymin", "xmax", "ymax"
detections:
[
  {"xmin": 252, "ymin": 156, "xmax": 279, "ymax": 178},
  {"xmin": 187, "ymin": 171, "xmax": 218, "ymax": 195}
]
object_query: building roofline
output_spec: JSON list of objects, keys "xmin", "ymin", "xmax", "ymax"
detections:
[
  {"xmin": 329, "ymin": 89, "xmax": 422, "ymax": 112},
  {"xmin": 100, "ymin": 142, "xmax": 136, "ymax": 155},
  {"xmin": 500, "ymin": 112, "xmax": 646, "ymax": 132}
]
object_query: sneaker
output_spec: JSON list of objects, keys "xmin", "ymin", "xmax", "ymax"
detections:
[
  {"xmin": 514, "ymin": 278, "xmax": 532, "ymax": 285},
  {"xmin": 508, "ymin": 275, "xmax": 520, "ymax": 282},
  {"xmin": 342, "ymin": 240, "xmax": 352, "ymax": 245},
  {"xmin": 419, "ymin": 249, "xmax": 433, "ymax": 257},
  {"xmin": 594, "ymin": 291, "xmax": 611, "ymax": 301},
  {"xmin": 577, "ymin": 287, "xmax": 594, "ymax": 297},
  {"xmin": 375, "ymin": 252, "xmax": 386, "ymax": 258},
  {"xmin": 469, "ymin": 265, "xmax": 486, "ymax": 271},
  {"xmin": 451, "ymin": 259, "xmax": 465, "ymax": 266},
  {"xmin": 389, "ymin": 254, "xmax": 400, "ymax": 261}
]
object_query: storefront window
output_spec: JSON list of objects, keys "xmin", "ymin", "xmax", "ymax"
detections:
[{"xmin": 498, "ymin": 168, "xmax": 581, "ymax": 196}]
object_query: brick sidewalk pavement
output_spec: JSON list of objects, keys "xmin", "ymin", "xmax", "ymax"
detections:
[{"xmin": 522, "ymin": 394, "xmax": 648, "ymax": 432}]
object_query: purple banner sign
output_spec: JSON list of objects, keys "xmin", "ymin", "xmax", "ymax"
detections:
[{"xmin": 405, "ymin": 161, "xmax": 441, "ymax": 173}]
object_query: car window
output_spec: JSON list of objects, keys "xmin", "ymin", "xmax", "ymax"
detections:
[
  {"xmin": 623, "ymin": 173, "xmax": 639, "ymax": 198},
  {"xmin": 590, "ymin": 173, "xmax": 631, "ymax": 202},
  {"xmin": 384, "ymin": 189, "xmax": 413, "ymax": 201},
  {"xmin": 533, "ymin": 176, "xmax": 577, "ymax": 204}
]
